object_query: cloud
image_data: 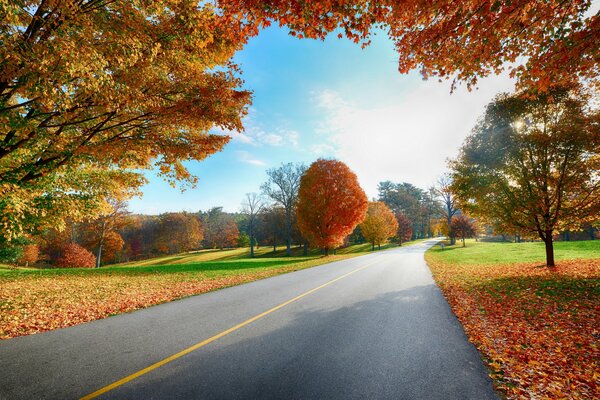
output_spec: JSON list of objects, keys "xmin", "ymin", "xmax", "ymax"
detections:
[
  {"xmin": 226, "ymin": 112, "xmax": 301, "ymax": 148},
  {"xmin": 236, "ymin": 150, "xmax": 267, "ymax": 167},
  {"xmin": 311, "ymin": 74, "xmax": 515, "ymax": 198}
]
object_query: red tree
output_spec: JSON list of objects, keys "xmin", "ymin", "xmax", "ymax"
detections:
[
  {"xmin": 450, "ymin": 215, "xmax": 478, "ymax": 247},
  {"xmin": 57, "ymin": 243, "xmax": 96, "ymax": 269},
  {"xmin": 396, "ymin": 212, "xmax": 413, "ymax": 246},
  {"xmin": 297, "ymin": 159, "xmax": 368, "ymax": 254}
]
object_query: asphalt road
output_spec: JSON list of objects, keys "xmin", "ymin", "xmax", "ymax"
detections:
[{"xmin": 0, "ymin": 239, "xmax": 497, "ymax": 399}]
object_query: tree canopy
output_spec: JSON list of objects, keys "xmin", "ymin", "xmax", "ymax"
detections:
[
  {"xmin": 450, "ymin": 86, "xmax": 600, "ymax": 266},
  {"xmin": 360, "ymin": 201, "xmax": 398, "ymax": 250},
  {"xmin": 297, "ymin": 159, "xmax": 367, "ymax": 253}
]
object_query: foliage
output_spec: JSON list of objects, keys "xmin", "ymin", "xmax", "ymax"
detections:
[
  {"xmin": 378, "ymin": 181, "xmax": 438, "ymax": 239},
  {"xmin": 451, "ymin": 86, "xmax": 600, "ymax": 266},
  {"xmin": 395, "ymin": 212, "xmax": 413, "ymax": 245},
  {"xmin": 450, "ymin": 215, "xmax": 478, "ymax": 247},
  {"xmin": 18, "ymin": 243, "xmax": 39, "ymax": 266},
  {"xmin": 360, "ymin": 202, "xmax": 398, "ymax": 250},
  {"xmin": 0, "ymin": 1, "xmax": 251, "ymax": 238},
  {"xmin": 297, "ymin": 159, "xmax": 367, "ymax": 253},
  {"xmin": 220, "ymin": 0, "xmax": 598, "ymax": 91},
  {"xmin": 56, "ymin": 243, "xmax": 95, "ymax": 268},
  {"xmin": 261, "ymin": 162, "xmax": 306, "ymax": 255},
  {"xmin": 0, "ymin": 236, "xmax": 28, "ymax": 263},
  {"xmin": 237, "ymin": 231, "xmax": 250, "ymax": 248},
  {"xmin": 426, "ymin": 244, "xmax": 599, "ymax": 399},
  {"xmin": 202, "ymin": 207, "xmax": 239, "ymax": 249},
  {"xmin": 155, "ymin": 212, "xmax": 203, "ymax": 255}
]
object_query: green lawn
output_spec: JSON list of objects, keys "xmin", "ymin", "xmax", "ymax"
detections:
[
  {"xmin": 427, "ymin": 239, "xmax": 600, "ymax": 265},
  {"xmin": 0, "ymin": 238, "xmax": 430, "ymax": 279}
]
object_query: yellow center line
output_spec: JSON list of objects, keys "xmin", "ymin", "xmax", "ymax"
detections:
[{"xmin": 80, "ymin": 258, "xmax": 383, "ymax": 400}]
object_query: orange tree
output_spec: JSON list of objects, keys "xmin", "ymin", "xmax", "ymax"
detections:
[
  {"xmin": 297, "ymin": 159, "xmax": 367, "ymax": 254},
  {"xmin": 360, "ymin": 201, "xmax": 398, "ymax": 250}
]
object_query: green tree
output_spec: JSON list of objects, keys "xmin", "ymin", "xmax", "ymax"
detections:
[{"xmin": 451, "ymin": 86, "xmax": 600, "ymax": 266}]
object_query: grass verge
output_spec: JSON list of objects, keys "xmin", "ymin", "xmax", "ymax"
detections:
[
  {"xmin": 426, "ymin": 240, "xmax": 599, "ymax": 399},
  {"xmin": 0, "ymin": 239, "xmax": 427, "ymax": 339}
]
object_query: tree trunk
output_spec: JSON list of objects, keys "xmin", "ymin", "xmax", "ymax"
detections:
[
  {"xmin": 371, "ymin": 242, "xmax": 375, "ymax": 251},
  {"xmin": 285, "ymin": 208, "xmax": 292, "ymax": 256},
  {"xmin": 378, "ymin": 244, "xmax": 381, "ymax": 250},
  {"xmin": 303, "ymin": 242, "xmax": 308, "ymax": 256},
  {"xmin": 249, "ymin": 224, "xmax": 255, "ymax": 258},
  {"xmin": 544, "ymin": 232, "xmax": 555, "ymax": 267},
  {"xmin": 462, "ymin": 237, "xmax": 465, "ymax": 247},
  {"xmin": 96, "ymin": 244, "xmax": 102, "ymax": 268},
  {"xmin": 324, "ymin": 247, "xmax": 329, "ymax": 256}
]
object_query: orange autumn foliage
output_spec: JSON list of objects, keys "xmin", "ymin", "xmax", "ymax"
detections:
[
  {"xmin": 427, "ymin": 256, "xmax": 600, "ymax": 399},
  {"xmin": 56, "ymin": 243, "xmax": 96, "ymax": 269},
  {"xmin": 297, "ymin": 159, "xmax": 367, "ymax": 252},
  {"xmin": 360, "ymin": 202, "xmax": 398, "ymax": 249}
]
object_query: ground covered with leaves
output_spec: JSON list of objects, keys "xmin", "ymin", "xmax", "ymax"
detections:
[
  {"xmin": 426, "ymin": 241, "xmax": 599, "ymax": 399},
  {"xmin": 0, "ymin": 255, "xmax": 352, "ymax": 339}
]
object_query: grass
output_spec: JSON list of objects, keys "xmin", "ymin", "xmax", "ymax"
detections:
[
  {"xmin": 0, "ymin": 238, "xmax": 427, "ymax": 339},
  {"xmin": 425, "ymin": 240, "xmax": 599, "ymax": 399},
  {"xmin": 427, "ymin": 239, "xmax": 600, "ymax": 265}
]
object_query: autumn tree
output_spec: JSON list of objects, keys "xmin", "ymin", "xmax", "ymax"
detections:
[
  {"xmin": 451, "ymin": 86, "xmax": 600, "ymax": 266},
  {"xmin": 297, "ymin": 159, "xmax": 368, "ymax": 254},
  {"xmin": 450, "ymin": 215, "xmax": 478, "ymax": 247},
  {"xmin": 155, "ymin": 213, "xmax": 204, "ymax": 254},
  {"xmin": 241, "ymin": 192, "xmax": 264, "ymax": 257},
  {"xmin": 396, "ymin": 213, "xmax": 413, "ymax": 246},
  {"xmin": 261, "ymin": 162, "xmax": 306, "ymax": 256},
  {"xmin": 0, "ymin": 1, "xmax": 251, "ymax": 239},
  {"xmin": 56, "ymin": 243, "xmax": 95, "ymax": 268},
  {"xmin": 360, "ymin": 202, "xmax": 398, "ymax": 250},
  {"xmin": 256, "ymin": 206, "xmax": 287, "ymax": 252},
  {"xmin": 80, "ymin": 199, "xmax": 129, "ymax": 267},
  {"xmin": 203, "ymin": 207, "xmax": 239, "ymax": 249},
  {"xmin": 433, "ymin": 175, "xmax": 459, "ymax": 245},
  {"xmin": 18, "ymin": 243, "xmax": 40, "ymax": 267}
]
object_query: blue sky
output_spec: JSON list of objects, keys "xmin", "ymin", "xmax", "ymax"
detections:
[{"xmin": 128, "ymin": 27, "xmax": 515, "ymax": 214}]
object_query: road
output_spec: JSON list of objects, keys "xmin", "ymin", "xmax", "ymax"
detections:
[{"xmin": 0, "ymin": 239, "xmax": 497, "ymax": 399}]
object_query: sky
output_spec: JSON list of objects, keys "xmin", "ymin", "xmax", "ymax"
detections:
[{"xmin": 128, "ymin": 26, "xmax": 516, "ymax": 215}]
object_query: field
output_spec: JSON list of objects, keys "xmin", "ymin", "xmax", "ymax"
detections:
[
  {"xmin": 0, "ymin": 240, "xmax": 425, "ymax": 339},
  {"xmin": 426, "ymin": 240, "xmax": 600, "ymax": 399}
]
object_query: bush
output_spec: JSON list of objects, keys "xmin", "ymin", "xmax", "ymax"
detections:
[
  {"xmin": 18, "ymin": 244, "xmax": 39, "ymax": 267},
  {"xmin": 57, "ymin": 243, "xmax": 96, "ymax": 268}
]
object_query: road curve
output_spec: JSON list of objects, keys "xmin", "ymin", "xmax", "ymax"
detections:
[{"xmin": 0, "ymin": 240, "xmax": 497, "ymax": 399}]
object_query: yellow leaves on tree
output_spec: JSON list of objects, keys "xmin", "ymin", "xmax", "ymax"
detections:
[
  {"xmin": 17, "ymin": 243, "xmax": 39, "ymax": 267},
  {"xmin": 360, "ymin": 202, "xmax": 398, "ymax": 250},
  {"xmin": 0, "ymin": 0, "xmax": 251, "ymax": 238},
  {"xmin": 297, "ymin": 159, "xmax": 367, "ymax": 254}
]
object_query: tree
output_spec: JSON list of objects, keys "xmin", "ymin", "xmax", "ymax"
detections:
[
  {"xmin": 241, "ymin": 192, "xmax": 264, "ymax": 257},
  {"xmin": 18, "ymin": 244, "xmax": 39, "ymax": 267},
  {"xmin": 450, "ymin": 86, "xmax": 600, "ymax": 266},
  {"xmin": 433, "ymin": 175, "xmax": 459, "ymax": 245},
  {"xmin": 222, "ymin": 0, "xmax": 598, "ymax": 90},
  {"xmin": 155, "ymin": 212, "xmax": 203, "ymax": 255},
  {"xmin": 203, "ymin": 207, "xmax": 239, "ymax": 249},
  {"xmin": 256, "ymin": 206, "xmax": 287, "ymax": 252},
  {"xmin": 56, "ymin": 243, "xmax": 95, "ymax": 268},
  {"xmin": 450, "ymin": 215, "xmax": 478, "ymax": 247},
  {"xmin": 297, "ymin": 159, "xmax": 368, "ymax": 254},
  {"xmin": 261, "ymin": 162, "xmax": 307, "ymax": 256},
  {"xmin": 360, "ymin": 202, "xmax": 398, "ymax": 250},
  {"xmin": 81, "ymin": 199, "xmax": 129, "ymax": 267},
  {"xmin": 396, "ymin": 213, "xmax": 413, "ymax": 246},
  {"xmin": 1, "ymin": 1, "xmax": 250, "ymax": 239}
]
